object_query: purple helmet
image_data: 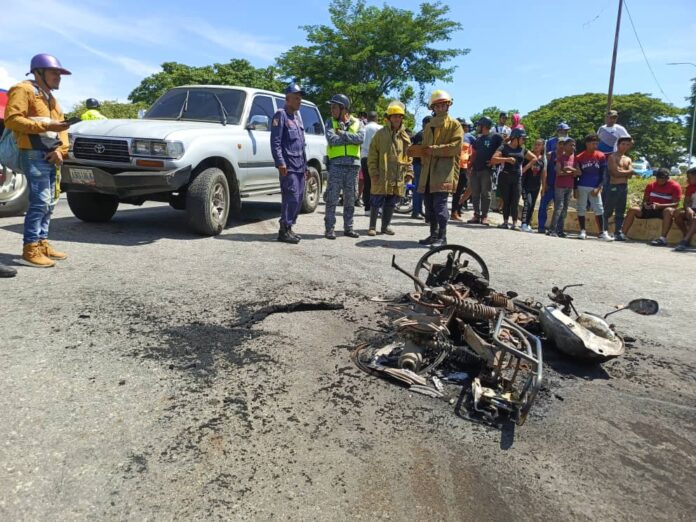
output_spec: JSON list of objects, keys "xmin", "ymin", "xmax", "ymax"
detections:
[{"xmin": 26, "ymin": 54, "xmax": 71, "ymax": 76}]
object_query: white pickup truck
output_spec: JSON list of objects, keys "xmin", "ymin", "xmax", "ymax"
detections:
[{"xmin": 63, "ymin": 85, "xmax": 327, "ymax": 235}]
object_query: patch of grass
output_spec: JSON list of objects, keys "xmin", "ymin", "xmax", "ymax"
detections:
[{"xmin": 628, "ymin": 174, "xmax": 687, "ymax": 207}]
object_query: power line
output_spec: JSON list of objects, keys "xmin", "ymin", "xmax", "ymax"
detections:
[{"xmin": 622, "ymin": 0, "xmax": 673, "ymax": 104}]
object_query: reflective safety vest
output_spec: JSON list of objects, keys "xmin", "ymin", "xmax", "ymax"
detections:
[
  {"xmin": 81, "ymin": 109, "xmax": 106, "ymax": 121},
  {"xmin": 327, "ymin": 118, "xmax": 361, "ymax": 159}
]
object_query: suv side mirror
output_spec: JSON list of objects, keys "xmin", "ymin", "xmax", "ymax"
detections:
[{"xmin": 246, "ymin": 115, "xmax": 269, "ymax": 131}]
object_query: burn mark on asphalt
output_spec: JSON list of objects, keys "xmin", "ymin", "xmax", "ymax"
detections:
[{"xmin": 230, "ymin": 301, "xmax": 345, "ymax": 329}]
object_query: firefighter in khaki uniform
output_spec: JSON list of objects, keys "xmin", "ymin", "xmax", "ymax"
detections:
[
  {"xmin": 416, "ymin": 90, "xmax": 464, "ymax": 248},
  {"xmin": 366, "ymin": 100, "xmax": 412, "ymax": 236}
]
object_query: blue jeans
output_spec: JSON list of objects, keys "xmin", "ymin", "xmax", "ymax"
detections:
[
  {"xmin": 551, "ymin": 187, "xmax": 572, "ymax": 234},
  {"xmin": 19, "ymin": 150, "xmax": 57, "ymax": 245},
  {"xmin": 537, "ymin": 186, "xmax": 555, "ymax": 232},
  {"xmin": 412, "ymin": 163, "xmax": 423, "ymax": 216}
]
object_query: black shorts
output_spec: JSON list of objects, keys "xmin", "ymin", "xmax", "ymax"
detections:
[{"xmin": 640, "ymin": 208, "xmax": 664, "ymax": 220}]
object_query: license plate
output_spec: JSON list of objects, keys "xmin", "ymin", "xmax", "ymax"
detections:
[{"xmin": 68, "ymin": 167, "xmax": 95, "ymax": 185}]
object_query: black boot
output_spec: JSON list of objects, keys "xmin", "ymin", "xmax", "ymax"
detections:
[
  {"xmin": 381, "ymin": 207, "xmax": 395, "ymax": 235},
  {"xmin": 325, "ymin": 228, "xmax": 336, "ymax": 240},
  {"xmin": 368, "ymin": 207, "xmax": 379, "ymax": 235},
  {"xmin": 287, "ymin": 225, "xmax": 301, "ymax": 241},
  {"xmin": 344, "ymin": 228, "xmax": 360, "ymax": 238},
  {"xmin": 430, "ymin": 228, "xmax": 447, "ymax": 248},
  {"xmin": 418, "ymin": 222, "xmax": 438, "ymax": 245},
  {"xmin": 278, "ymin": 224, "xmax": 300, "ymax": 244},
  {"xmin": 0, "ymin": 263, "xmax": 17, "ymax": 278}
]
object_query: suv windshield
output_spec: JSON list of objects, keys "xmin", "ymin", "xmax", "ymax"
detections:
[{"xmin": 145, "ymin": 88, "xmax": 246, "ymax": 124}]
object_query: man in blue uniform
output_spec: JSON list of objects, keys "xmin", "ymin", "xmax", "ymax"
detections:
[{"xmin": 271, "ymin": 82, "xmax": 308, "ymax": 244}]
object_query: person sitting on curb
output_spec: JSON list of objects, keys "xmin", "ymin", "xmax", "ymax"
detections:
[
  {"xmin": 620, "ymin": 168, "xmax": 682, "ymax": 245},
  {"xmin": 366, "ymin": 101, "xmax": 412, "ymax": 236},
  {"xmin": 673, "ymin": 167, "xmax": 696, "ymax": 251}
]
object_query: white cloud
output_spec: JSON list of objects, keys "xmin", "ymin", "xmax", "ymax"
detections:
[
  {"xmin": 0, "ymin": 65, "xmax": 20, "ymax": 89},
  {"xmin": 187, "ymin": 23, "xmax": 287, "ymax": 63}
]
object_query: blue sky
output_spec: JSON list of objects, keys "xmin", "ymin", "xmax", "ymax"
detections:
[{"xmin": 2, "ymin": 0, "xmax": 695, "ymax": 121}]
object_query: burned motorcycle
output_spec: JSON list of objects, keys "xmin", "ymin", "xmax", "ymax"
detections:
[{"xmin": 539, "ymin": 284, "xmax": 658, "ymax": 363}]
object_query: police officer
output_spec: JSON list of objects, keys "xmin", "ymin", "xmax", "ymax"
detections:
[
  {"xmin": 81, "ymin": 98, "xmax": 107, "ymax": 120},
  {"xmin": 270, "ymin": 81, "xmax": 308, "ymax": 244},
  {"xmin": 324, "ymin": 94, "xmax": 365, "ymax": 239}
]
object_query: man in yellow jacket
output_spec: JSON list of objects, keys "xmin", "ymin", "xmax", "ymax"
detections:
[
  {"xmin": 4, "ymin": 54, "xmax": 71, "ymax": 267},
  {"xmin": 366, "ymin": 101, "xmax": 413, "ymax": 236},
  {"xmin": 416, "ymin": 90, "xmax": 464, "ymax": 247}
]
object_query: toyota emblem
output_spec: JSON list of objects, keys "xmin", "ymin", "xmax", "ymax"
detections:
[{"xmin": 94, "ymin": 144, "xmax": 106, "ymax": 154}]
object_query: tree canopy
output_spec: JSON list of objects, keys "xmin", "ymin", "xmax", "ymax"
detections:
[
  {"xmin": 523, "ymin": 92, "xmax": 684, "ymax": 166},
  {"xmin": 65, "ymin": 99, "xmax": 147, "ymax": 120},
  {"xmin": 276, "ymin": 0, "xmax": 468, "ymax": 115},
  {"xmin": 128, "ymin": 60, "xmax": 284, "ymax": 106}
]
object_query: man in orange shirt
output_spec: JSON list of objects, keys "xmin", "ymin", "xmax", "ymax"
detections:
[{"xmin": 4, "ymin": 54, "xmax": 71, "ymax": 267}]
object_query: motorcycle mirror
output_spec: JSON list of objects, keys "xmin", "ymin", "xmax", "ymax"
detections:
[
  {"xmin": 627, "ymin": 298, "xmax": 659, "ymax": 315},
  {"xmin": 604, "ymin": 298, "xmax": 659, "ymax": 319}
]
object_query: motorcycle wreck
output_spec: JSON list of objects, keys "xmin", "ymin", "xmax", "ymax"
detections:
[{"xmin": 351, "ymin": 245, "xmax": 658, "ymax": 427}]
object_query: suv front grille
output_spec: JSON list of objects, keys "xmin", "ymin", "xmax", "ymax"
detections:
[{"xmin": 74, "ymin": 138, "xmax": 130, "ymax": 163}]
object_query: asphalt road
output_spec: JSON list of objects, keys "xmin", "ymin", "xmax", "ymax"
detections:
[{"xmin": 1, "ymin": 195, "xmax": 694, "ymax": 521}]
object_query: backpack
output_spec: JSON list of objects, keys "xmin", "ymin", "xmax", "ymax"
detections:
[{"xmin": 0, "ymin": 128, "xmax": 22, "ymax": 173}]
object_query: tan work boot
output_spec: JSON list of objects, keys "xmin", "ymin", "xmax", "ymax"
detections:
[
  {"xmin": 39, "ymin": 239, "xmax": 68, "ymax": 260},
  {"xmin": 21, "ymin": 242, "xmax": 55, "ymax": 268}
]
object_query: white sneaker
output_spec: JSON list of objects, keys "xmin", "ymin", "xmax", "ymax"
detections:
[
  {"xmin": 599, "ymin": 231, "xmax": 614, "ymax": 241},
  {"xmin": 579, "ymin": 230, "xmax": 587, "ymax": 240}
]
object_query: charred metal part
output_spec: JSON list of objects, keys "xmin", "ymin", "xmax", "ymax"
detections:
[
  {"xmin": 398, "ymin": 340, "xmax": 425, "ymax": 372},
  {"xmin": 486, "ymin": 292, "xmax": 515, "ymax": 311}
]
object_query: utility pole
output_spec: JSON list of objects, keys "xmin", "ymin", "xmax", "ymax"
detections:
[{"xmin": 607, "ymin": 0, "xmax": 623, "ymax": 112}]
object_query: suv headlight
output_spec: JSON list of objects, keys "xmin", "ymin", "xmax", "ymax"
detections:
[
  {"xmin": 68, "ymin": 133, "xmax": 75, "ymax": 151},
  {"xmin": 131, "ymin": 139, "xmax": 185, "ymax": 159}
]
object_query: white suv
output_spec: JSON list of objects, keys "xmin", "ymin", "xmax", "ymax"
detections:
[{"xmin": 63, "ymin": 85, "xmax": 327, "ymax": 235}]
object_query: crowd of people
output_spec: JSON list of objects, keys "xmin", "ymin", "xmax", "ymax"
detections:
[{"xmin": 272, "ymin": 84, "xmax": 696, "ymax": 252}]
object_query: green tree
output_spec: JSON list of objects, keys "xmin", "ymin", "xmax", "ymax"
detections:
[
  {"xmin": 128, "ymin": 60, "xmax": 284, "ymax": 106},
  {"xmin": 276, "ymin": 0, "xmax": 468, "ymax": 115},
  {"xmin": 66, "ymin": 100, "xmax": 148, "ymax": 120},
  {"xmin": 523, "ymin": 92, "xmax": 684, "ymax": 166}
]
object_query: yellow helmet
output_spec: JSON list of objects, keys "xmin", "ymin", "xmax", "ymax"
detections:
[
  {"xmin": 386, "ymin": 100, "xmax": 406, "ymax": 116},
  {"xmin": 429, "ymin": 89, "xmax": 453, "ymax": 109}
]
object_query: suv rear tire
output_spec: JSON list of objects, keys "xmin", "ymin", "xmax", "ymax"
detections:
[
  {"xmin": 186, "ymin": 167, "xmax": 229, "ymax": 236},
  {"xmin": 67, "ymin": 192, "xmax": 119, "ymax": 222},
  {"xmin": 300, "ymin": 166, "xmax": 320, "ymax": 214}
]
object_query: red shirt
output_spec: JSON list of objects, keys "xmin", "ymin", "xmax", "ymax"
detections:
[
  {"xmin": 555, "ymin": 153, "xmax": 576, "ymax": 189},
  {"xmin": 644, "ymin": 179, "xmax": 682, "ymax": 205},
  {"xmin": 685, "ymin": 183, "xmax": 696, "ymax": 209}
]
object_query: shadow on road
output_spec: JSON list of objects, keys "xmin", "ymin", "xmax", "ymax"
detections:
[
  {"xmin": 0, "ymin": 201, "xmax": 297, "ymax": 247},
  {"xmin": 543, "ymin": 347, "xmax": 611, "ymax": 380}
]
